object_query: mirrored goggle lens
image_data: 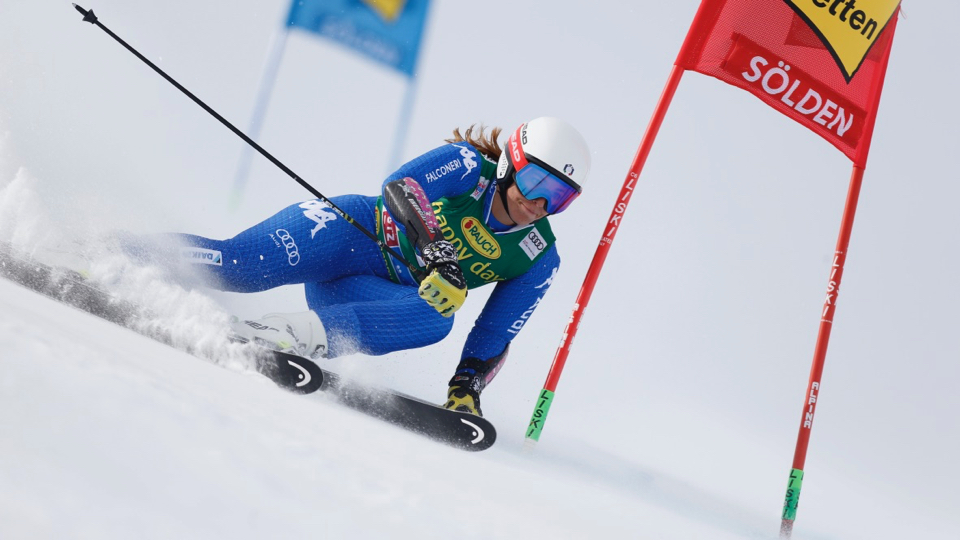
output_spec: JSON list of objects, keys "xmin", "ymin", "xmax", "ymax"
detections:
[{"xmin": 514, "ymin": 163, "xmax": 580, "ymax": 214}]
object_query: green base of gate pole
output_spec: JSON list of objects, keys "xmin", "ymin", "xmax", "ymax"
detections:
[
  {"xmin": 781, "ymin": 468, "xmax": 804, "ymax": 520},
  {"xmin": 779, "ymin": 468, "xmax": 804, "ymax": 538},
  {"xmin": 524, "ymin": 388, "xmax": 555, "ymax": 443}
]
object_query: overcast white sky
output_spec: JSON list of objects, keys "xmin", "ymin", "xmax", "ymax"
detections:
[{"xmin": 1, "ymin": 1, "xmax": 958, "ymax": 538}]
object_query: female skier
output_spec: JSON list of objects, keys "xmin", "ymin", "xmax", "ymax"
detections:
[{"xmin": 151, "ymin": 117, "xmax": 590, "ymax": 416}]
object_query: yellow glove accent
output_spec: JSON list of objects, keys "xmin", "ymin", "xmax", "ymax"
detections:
[{"xmin": 418, "ymin": 269, "xmax": 467, "ymax": 317}]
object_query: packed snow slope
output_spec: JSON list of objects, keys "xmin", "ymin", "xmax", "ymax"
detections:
[
  {"xmin": 2, "ymin": 1, "xmax": 959, "ymax": 539},
  {"xmin": 2, "ymin": 273, "xmax": 770, "ymax": 540},
  {"xmin": 0, "ymin": 235, "xmax": 951, "ymax": 540}
]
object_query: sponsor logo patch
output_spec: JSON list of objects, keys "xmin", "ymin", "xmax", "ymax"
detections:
[
  {"xmin": 274, "ymin": 229, "xmax": 300, "ymax": 266},
  {"xmin": 424, "ymin": 159, "xmax": 461, "ymax": 183},
  {"xmin": 182, "ymin": 247, "xmax": 222, "ymax": 266},
  {"xmin": 471, "ymin": 176, "xmax": 491, "ymax": 201},
  {"xmin": 381, "ymin": 208, "xmax": 400, "ymax": 249},
  {"xmin": 299, "ymin": 200, "xmax": 339, "ymax": 238},
  {"xmin": 507, "ymin": 294, "xmax": 542, "ymax": 335},
  {"xmin": 461, "ymin": 217, "xmax": 500, "ymax": 260},
  {"xmin": 726, "ymin": 35, "xmax": 865, "ymax": 145},
  {"xmin": 519, "ymin": 228, "xmax": 547, "ymax": 260},
  {"xmin": 454, "ymin": 144, "xmax": 477, "ymax": 179},
  {"xmin": 535, "ymin": 267, "xmax": 558, "ymax": 289}
]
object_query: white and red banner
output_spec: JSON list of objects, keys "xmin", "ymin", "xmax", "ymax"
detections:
[{"xmin": 676, "ymin": 0, "xmax": 901, "ymax": 165}]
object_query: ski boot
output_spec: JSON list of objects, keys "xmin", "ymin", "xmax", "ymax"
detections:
[
  {"xmin": 229, "ymin": 310, "xmax": 328, "ymax": 359},
  {"xmin": 444, "ymin": 385, "xmax": 482, "ymax": 416},
  {"xmin": 442, "ymin": 349, "xmax": 511, "ymax": 416}
]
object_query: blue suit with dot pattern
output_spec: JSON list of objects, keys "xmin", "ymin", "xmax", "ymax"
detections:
[{"xmin": 160, "ymin": 143, "xmax": 561, "ymax": 363}]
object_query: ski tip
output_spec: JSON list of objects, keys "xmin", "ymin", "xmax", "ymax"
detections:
[
  {"xmin": 73, "ymin": 4, "xmax": 98, "ymax": 24},
  {"xmin": 457, "ymin": 415, "xmax": 496, "ymax": 451},
  {"xmin": 257, "ymin": 350, "xmax": 324, "ymax": 394}
]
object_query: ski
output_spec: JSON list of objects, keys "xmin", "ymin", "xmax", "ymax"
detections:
[
  {"xmin": 257, "ymin": 349, "xmax": 326, "ymax": 394},
  {"xmin": 0, "ymin": 242, "xmax": 496, "ymax": 451},
  {"xmin": 246, "ymin": 350, "xmax": 495, "ymax": 450},
  {"xmin": 318, "ymin": 371, "xmax": 496, "ymax": 451},
  {"xmin": 253, "ymin": 350, "xmax": 495, "ymax": 450},
  {"xmin": 0, "ymin": 242, "xmax": 138, "ymax": 327}
]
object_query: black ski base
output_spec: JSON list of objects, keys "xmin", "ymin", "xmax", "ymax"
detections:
[
  {"xmin": 0, "ymin": 242, "xmax": 496, "ymax": 451},
  {"xmin": 237, "ymin": 349, "xmax": 496, "ymax": 450},
  {"xmin": 322, "ymin": 372, "xmax": 496, "ymax": 451},
  {"xmin": 253, "ymin": 350, "xmax": 495, "ymax": 451}
]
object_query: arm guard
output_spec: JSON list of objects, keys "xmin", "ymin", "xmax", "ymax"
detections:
[
  {"xmin": 387, "ymin": 176, "xmax": 467, "ymax": 300},
  {"xmin": 382, "ymin": 177, "xmax": 442, "ymax": 252}
]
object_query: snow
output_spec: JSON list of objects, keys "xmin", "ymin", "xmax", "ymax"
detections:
[
  {"xmin": 1, "ymin": 276, "xmax": 761, "ymax": 540},
  {"xmin": 1, "ymin": 1, "xmax": 958, "ymax": 539}
]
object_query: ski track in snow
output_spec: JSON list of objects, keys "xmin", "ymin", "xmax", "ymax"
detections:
[
  {"xmin": 0, "ymin": 176, "xmax": 947, "ymax": 538},
  {"xmin": 0, "ymin": 173, "xmax": 776, "ymax": 538},
  {"xmin": 2, "ymin": 277, "xmax": 771, "ymax": 540}
]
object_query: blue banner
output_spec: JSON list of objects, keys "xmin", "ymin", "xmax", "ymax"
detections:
[{"xmin": 287, "ymin": 0, "xmax": 431, "ymax": 77}]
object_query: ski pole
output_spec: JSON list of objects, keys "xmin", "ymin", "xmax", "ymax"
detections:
[{"xmin": 71, "ymin": 4, "xmax": 424, "ymax": 281}]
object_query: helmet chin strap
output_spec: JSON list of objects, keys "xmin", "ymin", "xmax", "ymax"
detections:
[{"xmin": 495, "ymin": 179, "xmax": 518, "ymax": 226}]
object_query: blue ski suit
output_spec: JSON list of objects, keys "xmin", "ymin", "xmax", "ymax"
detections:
[{"xmin": 164, "ymin": 142, "xmax": 561, "ymax": 365}]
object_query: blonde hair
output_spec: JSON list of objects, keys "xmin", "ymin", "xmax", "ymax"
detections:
[{"xmin": 445, "ymin": 124, "xmax": 503, "ymax": 160}]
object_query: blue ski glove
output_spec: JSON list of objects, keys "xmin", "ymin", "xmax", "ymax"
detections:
[{"xmin": 418, "ymin": 240, "xmax": 467, "ymax": 317}]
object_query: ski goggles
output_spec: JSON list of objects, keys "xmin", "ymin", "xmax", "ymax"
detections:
[{"xmin": 513, "ymin": 159, "xmax": 581, "ymax": 215}]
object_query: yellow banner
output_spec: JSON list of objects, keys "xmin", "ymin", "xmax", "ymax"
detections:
[
  {"xmin": 361, "ymin": 0, "xmax": 407, "ymax": 23},
  {"xmin": 784, "ymin": 0, "xmax": 900, "ymax": 81}
]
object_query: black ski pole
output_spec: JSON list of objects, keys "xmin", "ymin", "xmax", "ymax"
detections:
[{"xmin": 71, "ymin": 4, "xmax": 424, "ymax": 281}]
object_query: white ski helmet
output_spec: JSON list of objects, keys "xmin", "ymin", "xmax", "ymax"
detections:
[{"xmin": 496, "ymin": 117, "xmax": 591, "ymax": 214}]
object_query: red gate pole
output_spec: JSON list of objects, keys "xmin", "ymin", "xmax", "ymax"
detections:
[
  {"xmin": 779, "ymin": 164, "xmax": 866, "ymax": 538},
  {"xmin": 523, "ymin": 64, "xmax": 686, "ymax": 446},
  {"xmin": 780, "ymin": 12, "xmax": 895, "ymax": 533}
]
